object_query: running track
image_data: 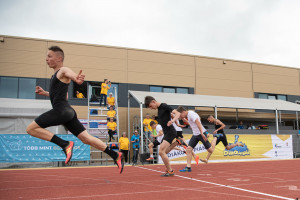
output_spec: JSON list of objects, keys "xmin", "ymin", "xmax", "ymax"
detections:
[{"xmin": 0, "ymin": 159, "xmax": 299, "ymax": 200}]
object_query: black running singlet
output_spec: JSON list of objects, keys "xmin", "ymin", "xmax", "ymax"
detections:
[{"xmin": 49, "ymin": 70, "xmax": 69, "ymax": 107}]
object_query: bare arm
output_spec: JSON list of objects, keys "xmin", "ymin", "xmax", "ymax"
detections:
[
  {"xmin": 175, "ymin": 120, "xmax": 186, "ymax": 128},
  {"xmin": 153, "ymin": 130, "xmax": 163, "ymax": 138},
  {"xmin": 61, "ymin": 67, "xmax": 85, "ymax": 85},
  {"xmin": 182, "ymin": 118, "xmax": 190, "ymax": 125},
  {"xmin": 35, "ymin": 86, "xmax": 49, "ymax": 96},
  {"xmin": 214, "ymin": 119, "xmax": 226, "ymax": 134},
  {"xmin": 167, "ymin": 109, "xmax": 181, "ymax": 126},
  {"xmin": 195, "ymin": 119, "xmax": 207, "ymax": 142}
]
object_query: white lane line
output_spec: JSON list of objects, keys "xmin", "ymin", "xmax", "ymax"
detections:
[{"xmin": 136, "ymin": 166, "xmax": 294, "ymax": 200}]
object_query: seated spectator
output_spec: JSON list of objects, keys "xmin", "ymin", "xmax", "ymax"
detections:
[
  {"xmin": 119, "ymin": 132, "xmax": 129, "ymax": 164},
  {"xmin": 107, "ymin": 106, "xmax": 116, "ymax": 121},
  {"xmin": 248, "ymin": 122, "xmax": 256, "ymax": 130},
  {"xmin": 107, "ymin": 117, "xmax": 117, "ymax": 142},
  {"xmin": 143, "ymin": 114, "xmax": 152, "ymax": 140},
  {"xmin": 238, "ymin": 121, "xmax": 244, "ymax": 129},
  {"xmin": 76, "ymin": 91, "xmax": 85, "ymax": 98},
  {"xmin": 107, "ymin": 92, "xmax": 115, "ymax": 109}
]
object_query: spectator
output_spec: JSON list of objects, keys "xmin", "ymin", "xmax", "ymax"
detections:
[
  {"xmin": 238, "ymin": 121, "xmax": 244, "ymax": 129},
  {"xmin": 131, "ymin": 130, "xmax": 140, "ymax": 165},
  {"xmin": 151, "ymin": 115, "xmax": 158, "ymax": 124},
  {"xmin": 100, "ymin": 79, "xmax": 111, "ymax": 107},
  {"xmin": 248, "ymin": 123, "xmax": 256, "ymax": 130},
  {"xmin": 107, "ymin": 93, "xmax": 115, "ymax": 109},
  {"xmin": 151, "ymin": 115, "xmax": 158, "ymax": 137},
  {"xmin": 119, "ymin": 132, "xmax": 129, "ymax": 164},
  {"xmin": 76, "ymin": 91, "xmax": 85, "ymax": 98},
  {"xmin": 143, "ymin": 113, "xmax": 152, "ymax": 140},
  {"xmin": 107, "ymin": 117, "xmax": 117, "ymax": 142},
  {"xmin": 107, "ymin": 106, "xmax": 116, "ymax": 121}
]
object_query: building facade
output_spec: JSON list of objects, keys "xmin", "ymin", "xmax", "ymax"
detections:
[{"xmin": 0, "ymin": 35, "xmax": 300, "ymax": 133}]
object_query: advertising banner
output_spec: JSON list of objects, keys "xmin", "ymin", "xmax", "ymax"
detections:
[
  {"xmin": 158, "ymin": 134, "xmax": 293, "ymax": 164},
  {"xmin": 0, "ymin": 134, "xmax": 90, "ymax": 163}
]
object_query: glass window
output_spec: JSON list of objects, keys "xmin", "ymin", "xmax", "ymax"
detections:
[
  {"xmin": 258, "ymin": 94, "xmax": 268, "ymax": 99},
  {"xmin": 0, "ymin": 77, "xmax": 18, "ymax": 98},
  {"xmin": 19, "ymin": 78, "xmax": 36, "ymax": 99},
  {"xmin": 268, "ymin": 95, "xmax": 276, "ymax": 100},
  {"xmin": 163, "ymin": 87, "xmax": 175, "ymax": 93},
  {"xmin": 150, "ymin": 86, "xmax": 162, "ymax": 93},
  {"xmin": 107, "ymin": 83, "xmax": 118, "ymax": 98},
  {"xmin": 88, "ymin": 82, "xmax": 118, "ymax": 100},
  {"xmin": 277, "ymin": 95, "xmax": 287, "ymax": 101},
  {"xmin": 177, "ymin": 88, "xmax": 188, "ymax": 94}
]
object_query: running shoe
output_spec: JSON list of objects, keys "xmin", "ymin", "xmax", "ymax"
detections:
[
  {"xmin": 115, "ymin": 152, "xmax": 124, "ymax": 174},
  {"xmin": 161, "ymin": 170, "xmax": 175, "ymax": 177},
  {"xmin": 63, "ymin": 141, "xmax": 74, "ymax": 164},
  {"xmin": 179, "ymin": 167, "xmax": 192, "ymax": 172},
  {"xmin": 200, "ymin": 158, "xmax": 208, "ymax": 164},
  {"xmin": 176, "ymin": 137, "xmax": 187, "ymax": 147},
  {"xmin": 146, "ymin": 157, "xmax": 154, "ymax": 161},
  {"xmin": 195, "ymin": 155, "xmax": 200, "ymax": 165},
  {"xmin": 237, "ymin": 142, "xmax": 244, "ymax": 147}
]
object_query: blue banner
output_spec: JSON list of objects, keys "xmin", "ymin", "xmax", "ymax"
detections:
[{"xmin": 0, "ymin": 134, "xmax": 90, "ymax": 163}]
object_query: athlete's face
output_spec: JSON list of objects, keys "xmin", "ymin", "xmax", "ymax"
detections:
[
  {"xmin": 148, "ymin": 101, "xmax": 158, "ymax": 110},
  {"xmin": 179, "ymin": 111, "xmax": 187, "ymax": 119},
  {"xmin": 46, "ymin": 50, "xmax": 62, "ymax": 68},
  {"xmin": 207, "ymin": 117, "xmax": 214, "ymax": 123}
]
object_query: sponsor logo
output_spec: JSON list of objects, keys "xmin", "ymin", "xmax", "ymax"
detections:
[{"xmin": 224, "ymin": 135, "xmax": 249, "ymax": 157}]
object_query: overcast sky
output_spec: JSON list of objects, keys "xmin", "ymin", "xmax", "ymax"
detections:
[{"xmin": 1, "ymin": 0, "xmax": 300, "ymax": 68}]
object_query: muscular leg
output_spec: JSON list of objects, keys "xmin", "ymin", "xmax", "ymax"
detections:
[
  {"xmin": 159, "ymin": 140, "xmax": 173, "ymax": 172},
  {"xmin": 148, "ymin": 143, "xmax": 154, "ymax": 156},
  {"xmin": 26, "ymin": 121, "xmax": 68, "ymax": 148},
  {"xmin": 186, "ymin": 146, "xmax": 193, "ymax": 168},
  {"xmin": 200, "ymin": 137, "xmax": 217, "ymax": 164},
  {"xmin": 226, "ymin": 142, "xmax": 243, "ymax": 150},
  {"xmin": 78, "ymin": 131, "xmax": 107, "ymax": 151}
]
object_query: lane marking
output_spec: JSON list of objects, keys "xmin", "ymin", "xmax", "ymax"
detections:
[{"xmin": 136, "ymin": 166, "xmax": 294, "ymax": 200}]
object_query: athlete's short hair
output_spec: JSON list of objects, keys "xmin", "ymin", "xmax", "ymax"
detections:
[
  {"xmin": 207, "ymin": 115, "xmax": 214, "ymax": 119},
  {"xmin": 144, "ymin": 96, "xmax": 155, "ymax": 108},
  {"xmin": 150, "ymin": 121, "xmax": 156, "ymax": 126},
  {"xmin": 48, "ymin": 46, "xmax": 64, "ymax": 61},
  {"xmin": 177, "ymin": 106, "xmax": 187, "ymax": 113}
]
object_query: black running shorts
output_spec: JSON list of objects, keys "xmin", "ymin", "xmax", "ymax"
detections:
[
  {"xmin": 216, "ymin": 134, "xmax": 229, "ymax": 147},
  {"xmin": 176, "ymin": 131, "xmax": 183, "ymax": 138},
  {"xmin": 188, "ymin": 132, "xmax": 211, "ymax": 149},
  {"xmin": 35, "ymin": 105, "xmax": 85, "ymax": 137},
  {"xmin": 153, "ymin": 139, "xmax": 161, "ymax": 148}
]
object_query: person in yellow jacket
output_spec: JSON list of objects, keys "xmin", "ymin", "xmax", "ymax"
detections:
[
  {"xmin": 143, "ymin": 114, "xmax": 152, "ymax": 140},
  {"xmin": 119, "ymin": 132, "xmax": 129, "ymax": 163},
  {"xmin": 100, "ymin": 79, "xmax": 111, "ymax": 107},
  {"xmin": 107, "ymin": 93, "xmax": 115, "ymax": 109},
  {"xmin": 76, "ymin": 91, "xmax": 85, "ymax": 98},
  {"xmin": 107, "ymin": 106, "xmax": 116, "ymax": 121},
  {"xmin": 107, "ymin": 117, "xmax": 117, "ymax": 142}
]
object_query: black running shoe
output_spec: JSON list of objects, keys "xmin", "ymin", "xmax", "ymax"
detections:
[
  {"xmin": 161, "ymin": 170, "xmax": 175, "ymax": 177},
  {"xmin": 176, "ymin": 138, "xmax": 187, "ymax": 147}
]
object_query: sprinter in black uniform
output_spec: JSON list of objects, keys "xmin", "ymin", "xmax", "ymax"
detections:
[
  {"xmin": 145, "ymin": 96, "xmax": 182, "ymax": 177},
  {"xmin": 200, "ymin": 115, "xmax": 243, "ymax": 163},
  {"xmin": 26, "ymin": 46, "xmax": 124, "ymax": 173}
]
